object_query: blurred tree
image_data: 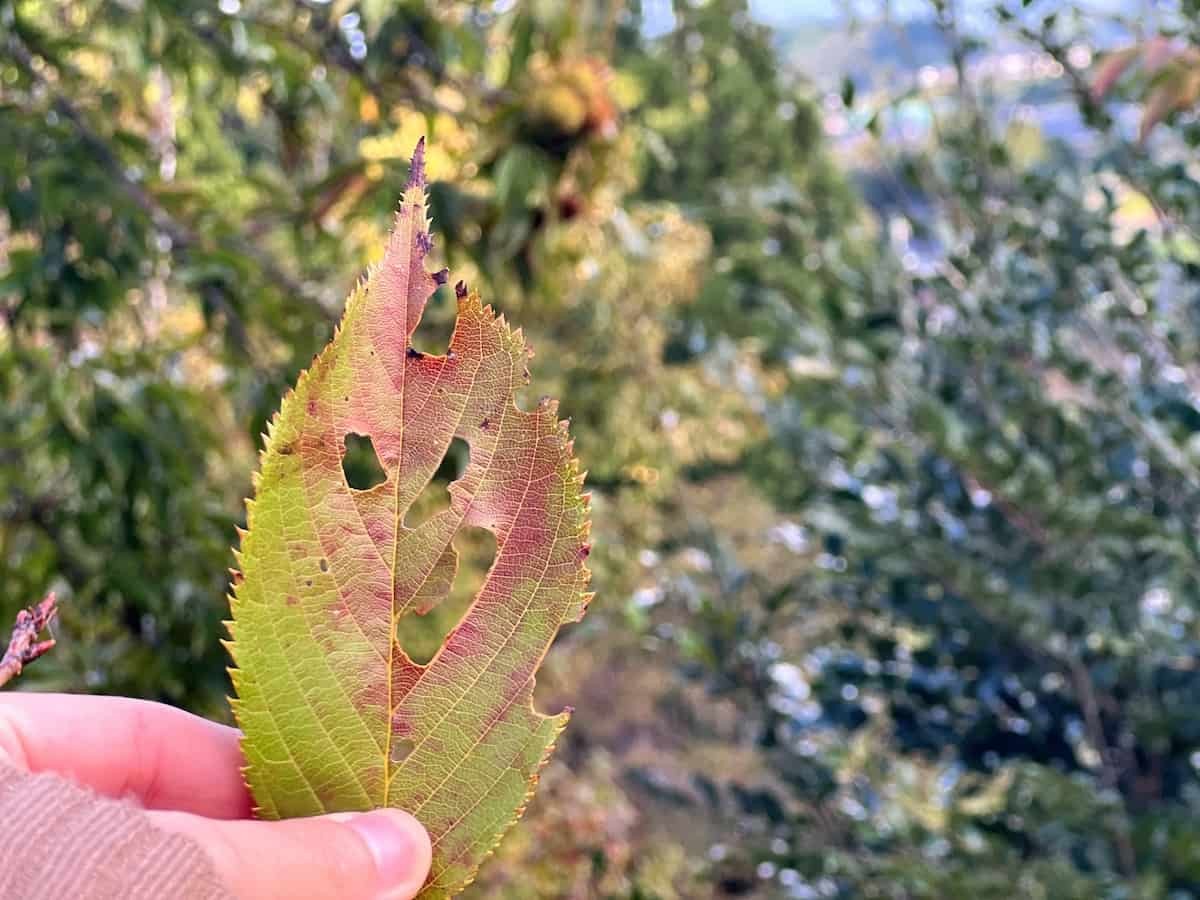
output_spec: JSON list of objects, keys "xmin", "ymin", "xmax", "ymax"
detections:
[
  {"xmin": 618, "ymin": 2, "xmax": 1200, "ymax": 896},
  {"xmin": 0, "ymin": 0, "xmax": 634, "ymax": 714}
]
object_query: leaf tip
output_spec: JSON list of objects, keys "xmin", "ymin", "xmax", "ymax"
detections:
[{"xmin": 406, "ymin": 137, "xmax": 427, "ymax": 190}]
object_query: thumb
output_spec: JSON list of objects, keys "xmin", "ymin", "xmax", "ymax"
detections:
[{"xmin": 148, "ymin": 807, "xmax": 431, "ymax": 900}]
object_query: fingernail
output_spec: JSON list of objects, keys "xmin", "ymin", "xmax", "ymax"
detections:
[{"xmin": 345, "ymin": 809, "xmax": 431, "ymax": 898}]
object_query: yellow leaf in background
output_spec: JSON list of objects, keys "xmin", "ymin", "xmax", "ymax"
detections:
[
  {"xmin": 236, "ymin": 85, "xmax": 263, "ymax": 124},
  {"xmin": 70, "ymin": 49, "xmax": 112, "ymax": 83},
  {"xmin": 957, "ymin": 768, "xmax": 1015, "ymax": 818},
  {"xmin": 611, "ymin": 71, "xmax": 644, "ymax": 110},
  {"xmin": 434, "ymin": 85, "xmax": 466, "ymax": 114},
  {"xmin": 360, "ymin": 94, "xmax": 381, "ymax": 123},
  {"xmin": 1004, "ymin": 119, "xmax": 1046, "ymax": 169}
]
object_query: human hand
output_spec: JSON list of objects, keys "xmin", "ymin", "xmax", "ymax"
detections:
[{"xmin": 0, "ymin": 693, "xmax": 431, "ymax": 900}]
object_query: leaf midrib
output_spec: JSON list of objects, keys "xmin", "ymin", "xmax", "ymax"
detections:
[{"xmin": 383, "ymin": 200, "xmax": 419, "ymax": 806}]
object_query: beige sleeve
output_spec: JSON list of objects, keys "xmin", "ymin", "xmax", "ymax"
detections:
[{"xmin": 0, "ymin": 763, "xmax": 233, "ymax": 899}]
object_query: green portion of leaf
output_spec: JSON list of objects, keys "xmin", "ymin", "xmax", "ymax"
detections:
[{"xmin": 227, "ymin": 141, "xmax": 592, "ymax": 898}]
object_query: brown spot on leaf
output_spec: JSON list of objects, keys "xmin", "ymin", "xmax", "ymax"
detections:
[
  {"xmin": 390, "ymin": 738, "xmax": 416, "ymax": 763},
  {"xmin": 406, "ymin": 347, "xmax": 425, "ymax": 360},
  {"xmin": 286, "ymin": 595, "xmax": 298, "ymax": 607},
  {"xmin": 319, "ymin": 558, "xmax": 329, "ymax": 573}
]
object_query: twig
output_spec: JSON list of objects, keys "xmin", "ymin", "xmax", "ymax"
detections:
[
  {"xmin": 1068, "ymin": 657, "xmax": 1138, "ymax": 878},
  {"xmin": 0, "ymin": 593, "xmax": 58, "ymax": 690}
]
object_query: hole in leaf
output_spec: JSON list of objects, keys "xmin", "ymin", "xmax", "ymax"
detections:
[
  {"xmin": 404, "ymin": 437, "xmax": 470, "ymax": 528},
  {"xmin": 396, "ymin": 525, "xmax": 497, "ymax": 665},
  {"xmin": 514, "ymin": 379, "xmax": 539, "ymax": 414},
  {"xmin": 409, "ymin": 283, "xmax": 455, "ymax": 356},
  {"xmin": 342, "ymin": 433, "xmax": 387, "ymax": 490},
  {"xmin": 437, "ymin": 436, "xmax": 470, "ymax": 481},
  {"xmin": 390, "ymin": 738, "xmax": 415, "ymax": 764},
  {"xmin": 532, "ymin": 618, "xmax": 581, "ymax": 716}
]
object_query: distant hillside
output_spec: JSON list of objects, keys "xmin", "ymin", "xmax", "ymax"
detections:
[
  {"xmin": 777, "ymin": 17, "xmax": 953, "ymax": 88},
  {"xmin": 774, "ymin": 10, "xmax": 1137, "ymax": 90}
]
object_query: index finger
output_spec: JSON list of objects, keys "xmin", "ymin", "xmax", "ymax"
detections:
[{"xmin": 0, "ymin": 692, "xmax": 253, "ymax": 819}]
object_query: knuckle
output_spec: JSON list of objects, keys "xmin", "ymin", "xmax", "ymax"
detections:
[{"xmin": 0, "ymin": 705, "xmax": 32, "ymax": 770}]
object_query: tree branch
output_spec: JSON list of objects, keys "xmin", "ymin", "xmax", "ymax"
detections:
[{"xmin": 0, "ymin": 593, "xmax": 58, "ymax": 690}]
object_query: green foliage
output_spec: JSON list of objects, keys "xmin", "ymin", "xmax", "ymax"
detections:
[
  {"xmin": 0, "ymin": 0, "xmax": 615, "ymax": 713},
  {"xmin": 609, "ymin": 2, "xmax": 1200, "ymax": 897}
]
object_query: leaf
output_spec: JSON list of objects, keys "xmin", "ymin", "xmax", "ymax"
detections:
[
  {"xmin": 226, "ymin": 139, "xmax": 592, "ymax": 898},
  {"xmin": 840, "ymin": 75, "xmax": 856, "ymax": 110},
  {"xmin": 1139, "ymin": 73, "xmax": 1189, "ymax": 143},
  {"xmin": 1090, "ymin": 47, "xmax": 1139, "ymax": 101}
]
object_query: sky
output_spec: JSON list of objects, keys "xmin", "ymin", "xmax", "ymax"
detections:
[
  {"xmin": 747, "ymin": 0, "xmax": 1143, "ymax": 23},
  {"xmin": 641, "ymin": 0, "xmax": 1148, "ymax": 38},
  {"xmin": 642, "ymin": 0, "xmax": 987, "ymax": 39},
  {"xmin": 641, "ymin": 0, "xmax": 853, "ymax": 30},
  {"xmin": 750, "ymin": 0, "xmax": 889, "ymax": 22}
]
